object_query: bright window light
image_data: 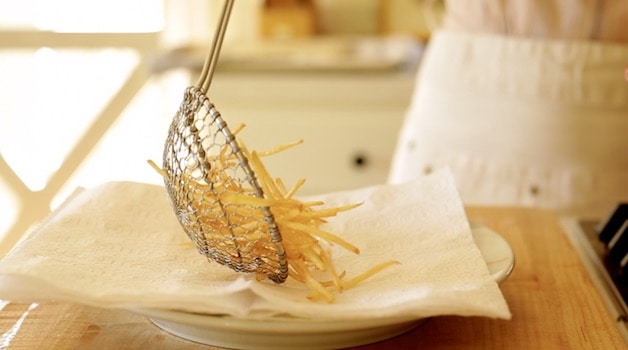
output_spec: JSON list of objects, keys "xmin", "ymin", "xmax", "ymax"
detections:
[
  {"xmin": 0, "ymin": 0, "xmax": 169, "ymax": 251},
  {"xmin": 0, "ymin": 0, "xmax": 164, "ymax": 32},
  {"xmin": 0, "ymin": 48, "xmax": 140, "ymax": 191}
]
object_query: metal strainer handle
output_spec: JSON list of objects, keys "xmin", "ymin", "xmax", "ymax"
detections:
[{"xmin": 196, "ymin": 0, "xmax": 235, "ymax": 94}]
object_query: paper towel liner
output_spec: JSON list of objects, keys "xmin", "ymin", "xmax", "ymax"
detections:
[{"xmin": 0, "ymin": 168, "xmax": 511, "ymax": 320}]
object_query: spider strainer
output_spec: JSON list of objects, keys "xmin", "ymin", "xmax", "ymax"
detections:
[{"xmin": 162, "ymin": 0, "xmax": 288, "ymax": 283}]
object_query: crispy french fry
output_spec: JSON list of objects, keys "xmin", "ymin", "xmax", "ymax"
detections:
[
  {"xmin": 342, "ymin": 260, "xmax": 401, "ymax": 290},
  {"xmin": 152, "ymin": 129, "xmax": 398, "ymax": 302}
]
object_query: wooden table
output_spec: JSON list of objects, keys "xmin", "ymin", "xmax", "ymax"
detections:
[{"xmin": 0, "ymin": 207, "xmax": 624, "ymax": 349}]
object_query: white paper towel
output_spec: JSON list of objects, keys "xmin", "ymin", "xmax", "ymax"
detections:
[{"xmin": 0, "ymin": 169, "xmax": 510, "ymax": 320}]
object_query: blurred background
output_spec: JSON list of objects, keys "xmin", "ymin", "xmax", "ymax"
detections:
[{"xmin": 0, "ymin": 0, "xmax": 441, "ymax": 253}]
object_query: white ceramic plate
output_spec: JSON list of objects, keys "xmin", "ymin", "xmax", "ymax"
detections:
[{"xmin": 136, "ymin": 225, "xmax": 514, "ymax": 350}]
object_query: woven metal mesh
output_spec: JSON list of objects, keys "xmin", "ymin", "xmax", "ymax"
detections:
[{"xmin": 163, "ymin": 86, "xmax": 288, "ymax": 283}]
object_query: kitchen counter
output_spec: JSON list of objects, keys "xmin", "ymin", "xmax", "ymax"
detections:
[{"xmin": 0, "ymin": 206, "xmax": 623, "ymax": 349}]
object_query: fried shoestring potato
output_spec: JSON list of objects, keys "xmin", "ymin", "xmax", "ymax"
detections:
[{"xmin": 149, "ymin": 126, "xmax": 398, "ymax": 302}]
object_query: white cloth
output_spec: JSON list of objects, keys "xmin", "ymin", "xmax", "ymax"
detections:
[
  {"xmin": 389, "ymin": 29, "xmax": 628, "ymax": 219},
  {"xmin": 441, "ymin": 0, "xmax": 628, "ymax": 43},
  {"xmin": 0, "ymin": 171, "xmax": 510, "ymax": 320}
]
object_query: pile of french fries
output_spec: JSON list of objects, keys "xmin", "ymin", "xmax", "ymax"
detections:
[{"xmin": 151, "ymin": 124, "xmax": 397, "ymax": 302}]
